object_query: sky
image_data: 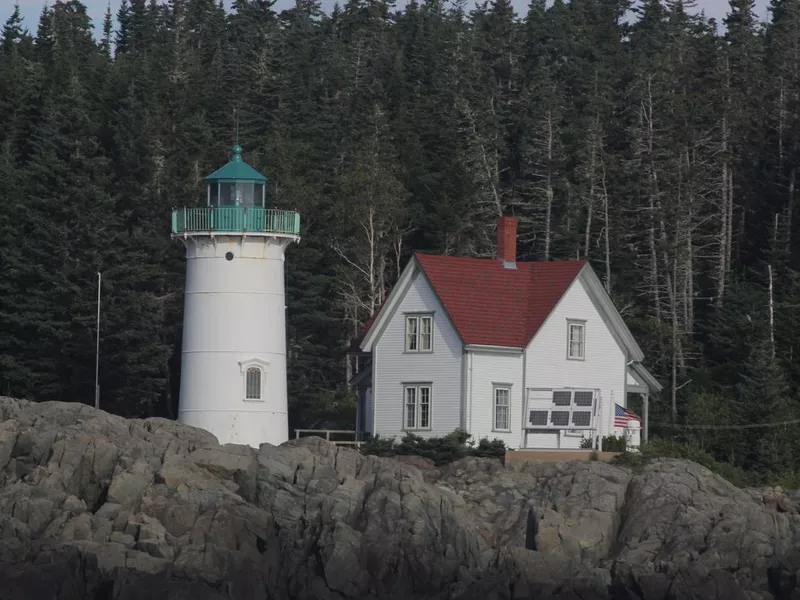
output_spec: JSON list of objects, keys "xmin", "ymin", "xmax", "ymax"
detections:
[{"xmin": 9, "ymin": 0, "xmax": 771, "ymax": 41}]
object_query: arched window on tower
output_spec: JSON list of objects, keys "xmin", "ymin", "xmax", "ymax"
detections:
[
  {"xmin": 240, "ymin": 358, "xmax": 269, "ymax": 402},
  {"xmin": 245, "ymin": 367, "xmax": 262, "ymax": 400}
]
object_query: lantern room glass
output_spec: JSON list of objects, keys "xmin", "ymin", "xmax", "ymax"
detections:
[
  {"xmin": 207, "ymin": 182, "xmax": 265, "ymax": 208},
  {"xmin": 220, "ymin": 183, "xmax": 235, "ymax": 206}
]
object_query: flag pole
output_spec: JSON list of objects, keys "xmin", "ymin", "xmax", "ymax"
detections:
[{"xmin": 95, "ymin": 272, "xmax": 101, "ymax": 410}]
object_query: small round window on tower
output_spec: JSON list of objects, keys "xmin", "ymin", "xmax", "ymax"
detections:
[{"xmin": 225, "ymin": 251, "xmax": 234, "ymax": 261}]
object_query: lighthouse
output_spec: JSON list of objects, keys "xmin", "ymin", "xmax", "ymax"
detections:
[{"xmin": 171, "ymin": 145, "xmax": 300, "ymax": 448}]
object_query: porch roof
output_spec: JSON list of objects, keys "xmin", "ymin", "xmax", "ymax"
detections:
[{"xmin": 627, "ymin": 362, "xmax": 663, "ymax": 394}]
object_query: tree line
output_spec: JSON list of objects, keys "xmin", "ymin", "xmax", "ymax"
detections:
[{"xmin": 2, "ymin": 0, "xmax": 800, "ymax": 481}]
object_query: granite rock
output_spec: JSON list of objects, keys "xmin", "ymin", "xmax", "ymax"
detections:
[{"xmin": 0, "ymin": 396, "xmax": 799, "ymax": 599}]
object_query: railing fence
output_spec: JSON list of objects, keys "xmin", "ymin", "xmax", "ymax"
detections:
[
  {"xmin": 172, "ymin": 207, "xmax": 300, "ymax": 235},
  {"xmin": 294, "ymin": 429, "xmax": 363, "ymax": 448}
]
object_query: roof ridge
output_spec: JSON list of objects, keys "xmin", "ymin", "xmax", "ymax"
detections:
[{"xmin": 415, "ymin": 251, "xmax": 589, "ymax": 265}]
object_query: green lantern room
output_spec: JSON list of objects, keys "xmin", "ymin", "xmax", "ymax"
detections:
[
  {"xmin": 205, "ymin": 144, "xmax": 267, "ymax": 208},
  {"xmin": 170, "ymin": 145, "xmax": 300, "ymax": 237}
]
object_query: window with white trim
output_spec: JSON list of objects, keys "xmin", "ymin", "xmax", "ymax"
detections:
[
  {"xmin": 245, "ymin": 367, "xmax": 262, "ymax": 400},
  {"xmin": 239, "ymin": 358, "xmax": 269, "ymax": 402},
  {"xmin": 405, "ymin": 314, "xmax": 433, "ymax": 352},
  {"xmin": 567, "ymin": 320, "xmax": 585, "ymax": 360},
  {"xmin": 403, "ymin": 384, "xmax": 431, "ymax": 430},
  {"xmin": 493, "ymin": 386, "xmax": 511, "ymax": 431}
]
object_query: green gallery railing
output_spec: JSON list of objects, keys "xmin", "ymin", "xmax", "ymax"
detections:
[{"xmin": 171, "ymin": 207, "xmax": 301, "ymax": 236}]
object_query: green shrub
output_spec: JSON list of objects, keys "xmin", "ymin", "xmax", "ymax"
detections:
[
  {"xmin": 396, "ymin": 431, "xmax": 470, "ymax": 464},
  {"xmin": 361, "ymin": 429, "xmax": 507, "ymax": 466},
  {"xmin": 580, "ymin": 436, "xmax": 594, "ymax": 449},
  {"xmin": 360, "ymin": 434, "xmax": 397, "ymax": 457},
  {"xmin": 471, "ymin": 437, "xmax": 508, "ymax": 459},
  {"xmin": 601, "ymin": 434, "xmax": 626, "ymax": 452}
]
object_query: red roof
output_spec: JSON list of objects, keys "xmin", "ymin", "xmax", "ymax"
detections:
[
  {"xmin": 414, "ymin": 253, "xmax": 587, "ymax": 347},
  {"xmin": 349, "ymin": 253, "xmax": 588, "ymax": 352}
]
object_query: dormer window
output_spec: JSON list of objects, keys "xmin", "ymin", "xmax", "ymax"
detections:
[{"xmin": 405, "ymin": 314, "xmax": 433, "ymax": 352}]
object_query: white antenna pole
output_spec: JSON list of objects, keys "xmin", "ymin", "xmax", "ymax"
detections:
[{"xmin": 95, "ymin": 271, "xmax": 101, "ymax": 410}]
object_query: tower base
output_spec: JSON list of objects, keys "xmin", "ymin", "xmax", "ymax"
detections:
[{"xmin": 179, "ymin": 408, "xmax": 288, "ymax": 448}]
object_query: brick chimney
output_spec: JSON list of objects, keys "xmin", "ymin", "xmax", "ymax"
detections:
[{"xmin": 496, "ymin": 215, "xmax": 519, "ymax": 267}]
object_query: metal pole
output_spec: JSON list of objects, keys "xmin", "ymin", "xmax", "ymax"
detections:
[{"xmin": 95, "ymin": 272, "xmax": 101, "ymax": 410}]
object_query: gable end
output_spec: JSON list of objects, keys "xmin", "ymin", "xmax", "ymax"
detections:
[
  {"xmin": 577, "ymin": 265, "xmax": 644, "ymax": 362},
  {"xmin": 359, "ymin": 258, "xmax": 420, "ymax": 352}
]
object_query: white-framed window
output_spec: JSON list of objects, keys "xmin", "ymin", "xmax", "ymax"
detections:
[
  {"xmin": 405, "ymin": 314, "xmax": 433, "ymax": 352},
  {"xmin": 239, "ymin": 358, "xmax": 269, "ymax": 402},
  {"xmin": 403, "ymin": 384, "xmax": 431, "ymax": 430},
  {"xmin": 493, "ymin": 385, "xmax": 511, "ymax": 431},
  {"xmin": 245, "ymin": 367, "xmax": 262, "ymax": 400},
  {"xmin": 567, "ymin": 320, "xmax": 585, "ymax": 360}
]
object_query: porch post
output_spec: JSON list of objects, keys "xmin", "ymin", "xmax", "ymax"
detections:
[
  {"xmin": 643, "ymin": 392, "xmax": 649, "ymax": 444},
  {"xmin": 355, "ymin": 389, "xmax": 361, "ymax": 442}
]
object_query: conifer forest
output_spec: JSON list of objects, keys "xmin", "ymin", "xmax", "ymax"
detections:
[{"xmin": 4, "ymin": 0, "xmax": 800, "ymax": 481}]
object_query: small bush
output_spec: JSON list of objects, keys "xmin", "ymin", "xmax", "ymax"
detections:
[
  {"xmin": 471, "ymin": 437, "xmax": 508, "ymax": 459},
  {"xmin": 580, "ymin": 436, "xmax": 595, "ymax": 449},
  {"xmin": 396, "ymin": 430, "xmax": 471, "ymax": 464},
  {"xmin": 361, "ymin": 429, "xmax": 507, "ymax": 466},
  {"xmin": 360, "ymin": 434, "xmax": 397, "ymax": 457},
  {"xmin": 602, "ymin": 434, "xmax": 627, "ymax": 452}
]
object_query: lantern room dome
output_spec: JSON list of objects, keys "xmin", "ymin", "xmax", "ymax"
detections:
[
  {"xmin": 205, "ymin": 145, "xmax": 267, "ymax": 208},
  {"xmin": 205, "ymin": 145, "xmax": 267, "ymax": 183}
]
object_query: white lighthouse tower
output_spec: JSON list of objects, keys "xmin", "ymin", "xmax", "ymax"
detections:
[{"xmin": 171, "ymin": 145, "xmax": 300, "ymax": 448}]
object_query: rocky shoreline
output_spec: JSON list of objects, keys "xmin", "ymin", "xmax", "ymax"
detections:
[{"xmin": 0, "ymin": 396, "xmax": 798, "ymax": 599}]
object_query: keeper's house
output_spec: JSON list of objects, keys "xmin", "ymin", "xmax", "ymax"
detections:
[{"xmin": 348, "ymin": 216, "xmax": 662, "ymax": 450}]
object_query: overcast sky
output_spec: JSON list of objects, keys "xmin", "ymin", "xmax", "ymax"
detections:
[{"xmin": 10, "ymin": 0, "xmax": 771, "ymax": 41}]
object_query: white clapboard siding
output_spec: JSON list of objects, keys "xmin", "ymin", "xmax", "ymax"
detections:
[
  {"xmin": 372, "ymin": 271, "xmax": 463, "ymax": 439},
  {"xmin": 524, "ymin": 275, "xmax": 627, "ymax": 443},
  {"xmin": 524, "ymin": 431, "xmax": 559, "ymax": 449},
  {"xmin": 466, "ymin": 350, "xmax": 523, "ymax": 448}
]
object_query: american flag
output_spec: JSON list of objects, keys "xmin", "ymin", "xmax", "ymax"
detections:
[{"xmin": 614, "ymin": 403, "xmax": 641, "ymax": 429}]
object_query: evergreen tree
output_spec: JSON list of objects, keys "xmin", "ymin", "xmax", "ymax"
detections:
[{"xmin": 3, "ymin": 0, "xmax": 800, "ymax": 468}]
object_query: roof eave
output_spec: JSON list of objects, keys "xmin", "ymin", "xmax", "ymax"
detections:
[
  {"xmin": 348, "ymin": 360, "xmax": 373, "ymax": 386},
  {"xmin": 631, "ymin": 362, "xmax": 664, "ymax": 393},
  {"xmin": 204, "ymin": 162, "xmax": 268, "ymax": 182},
  {"xmin": 205, "ymin": 176, "xmax": 267, "ymax": 183},
  {"xmin": 464, "ymin": 344, "xmax": 523, "ymax": 354},
  {"xmin": 359, "ymin": 256, "xmax": 421, "ymax": 352},
  {"xmin": 578, "ymin": 264, "xmax": 645, "ymax": 362}
]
